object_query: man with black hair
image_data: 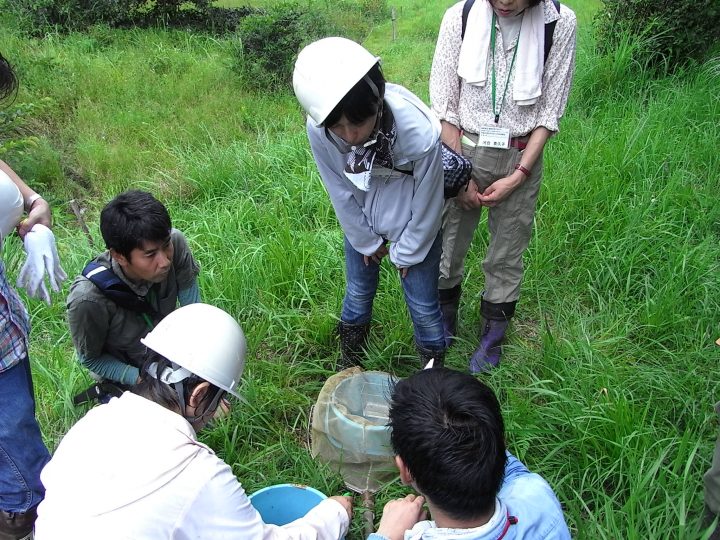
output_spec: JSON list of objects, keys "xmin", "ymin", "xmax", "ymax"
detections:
[
  {"xmin": 67, "ymin": 190, "xmax": 200, "ymax": 387},
  {"xmin": 369, "ymin": 368, "xmax": 570, "ymax": 540}
]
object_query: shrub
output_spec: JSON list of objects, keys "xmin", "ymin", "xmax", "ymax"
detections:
[
  {"xmin": 8, "ymin": 0, "xmax": 252, "ymax": 34},
  {"xmin": 10, "ymin": 0, "xmax": 136, "ymax": 32},
  {"xmin": 595, "ymin": 0, "xmax": 720, "ymax": 74},
  {"xmin": 360, "ymin": 0, "xmax": 388, "ymax": 22},
  {"xmin": 0, "ymin": 99, "xmax": 51, "ymax": 159},
  {"xmin": 235, "ymin": 3, "xmax": 331, "ymax": 91}
]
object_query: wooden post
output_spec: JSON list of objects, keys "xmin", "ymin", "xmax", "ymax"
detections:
[
  {"xmin": 391, "ymin": 7, "xmax": 397, "ymax": 41},
  {"xmin": 69, "ymin": 199, "xmax": 95, "ymax": 248},
  {"xmin": 362, "ymin": 490, "xmax": 375, "ymax": 537}
]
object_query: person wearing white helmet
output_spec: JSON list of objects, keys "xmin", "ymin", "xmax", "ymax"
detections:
[
  {"xmin": 293, "ymin": 37, "xmax": 446, "ymax": 369},
  {"xmin": 35, "ymin": 303, "xmax": 353, "ymax": 539},
  {"xmin": 0, "ymin": 52, "xmax": 67, "ymax": 540}
]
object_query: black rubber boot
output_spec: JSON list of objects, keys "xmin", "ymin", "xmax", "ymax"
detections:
[
  {"xmin": 438, "ymin": 285, "xmax": 461, "ymax": 348},
  {"xmin": 0, "ymin": 505, "xmax": 37, "ymax": 540},
  {"xmin": 416, "ymin": 344, "xmax": 446, "ymax": 369},
  {"xmin": 704, "ymin": 505, "xmax": 720, "ymax": 540},
  {"xmin": 469, "ymin": 299, "xmax": 516, "ymax": 374},
  {"xmin": 337, "ymin": 321, "xmax": 370, "ymax": 370}
]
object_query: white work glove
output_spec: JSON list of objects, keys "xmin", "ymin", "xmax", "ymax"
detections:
[{"xmin": 17, "ymin": 223, "xmax": 68, "ymax": 304}]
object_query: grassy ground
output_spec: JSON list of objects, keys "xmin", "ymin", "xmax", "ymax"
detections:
[{"xmin": 1, "ymin": 0, "xmax": 719, "ymax": 537}]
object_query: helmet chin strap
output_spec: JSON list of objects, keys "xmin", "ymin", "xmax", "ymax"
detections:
[
  {"xmin": 360, "ymin": 74, "xmax": 384, "ymax": 148},
  {"xmin": 148, "ymin": 361, "xmax": 224, "ymax": 425},
  {"xmin": 175, "ymin": 380, "xmax": 225, "ymax": 425}
]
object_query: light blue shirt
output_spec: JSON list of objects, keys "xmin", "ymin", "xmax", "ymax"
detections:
[{"xmin": 368, "ymin": 453, "xmax": 570, "ymax": 540}]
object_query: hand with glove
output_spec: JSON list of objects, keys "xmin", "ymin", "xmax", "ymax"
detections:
[{"xmin": 17, "ymin": 223, "xmax": 68, "ymax": 304}]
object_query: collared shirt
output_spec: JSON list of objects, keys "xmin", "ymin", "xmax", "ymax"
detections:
[
  {"xmin": 367, "ymin": 454, "xmax": 570, "ymax": 540},
  {"xmin": 0, "ymin": 259, "xmax": 29, "ymax": 373},
  {"xmin": 36, "ymin": 392, "xmax": 350, "ymax": 539},
  {"xmin": 66, "ymin": 228, "xmax": 200, "ymax": 381},
  {"xmin": 430, "ymin": 0, "xmax": 577, "ymax": 137}
]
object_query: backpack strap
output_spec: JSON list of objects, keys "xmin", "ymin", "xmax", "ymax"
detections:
[
  {"xmin": 82, "ymin": 262, "xmax": 157, "ymax": 315},
  {"xmin": 544, "ymin": 0, "xmax": 560, "ymax": 63},
  {"xmin": 461, "ymin": 0, "xmax": 560, "ymax": 63},
  {"xmin": 460, "ymin": 0, "xmax": 475, "ymax": 40}
]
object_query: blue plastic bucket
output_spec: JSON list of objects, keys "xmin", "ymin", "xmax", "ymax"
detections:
[{"xmin": 249, "ymin": 484, "xmax": 327, "ymax": 525}]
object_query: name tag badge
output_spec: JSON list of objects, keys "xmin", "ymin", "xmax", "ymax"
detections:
[{"xmin": 477, "ymin": 126, "xmax": 510, "ymax": 149}]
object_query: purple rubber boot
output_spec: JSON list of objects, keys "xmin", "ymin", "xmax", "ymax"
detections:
[
  {"xmin": 438, "ymin": 285, "xmax": 461, "ymax": 348},
  {"xmin": 469, "ymin": 318, "xmax": 509, "ymax": 373},
  {"xmin": 469, "ymin": 298, "xmax": 516, "ymax": 374}
]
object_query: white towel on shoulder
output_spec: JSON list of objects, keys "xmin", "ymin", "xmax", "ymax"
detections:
[{"xmin": 457, "ymin": 0, "xmax": 545, "ymax": 105}]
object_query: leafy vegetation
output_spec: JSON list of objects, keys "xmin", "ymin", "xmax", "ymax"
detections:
[
  {"xmin": 595, "ymin": 0, "xmax": 720, "ymax": 74},
  {"xmin": 1, "ymin": 0, "xmax": 719, "ymax": 537},
  {"xmin": 8, "ymin": 0, "xmax": 256, "ymax": 34},
  {"xmin": 234, "ymin": 3, "xmax": 332, "ymax": 91}
]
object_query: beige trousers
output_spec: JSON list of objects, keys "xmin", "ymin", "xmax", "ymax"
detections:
[{"xmin": 439, "ymin": 140, "xmax": 543, "ymax": 304}]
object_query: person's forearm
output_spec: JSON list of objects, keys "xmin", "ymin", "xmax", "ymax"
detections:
[
  {"xmin": 178, "ymin": 279, "xmax": 200, "ymax": 306},
  {"xmin": 0, "ymin": 160, "xmax": 44, "ymax": 211},
  {"xmin": 440, "ymin": 120, "xmax": 462, "ymax": 153},
  {"xmin": 78, "ymin": 351, "xmax": 140, "ymax": 385},
  {"xmin": 518, "ymin": 127, "xmax": 552, "ymax": 172},
  {"xmin": 389, "ymin": 145, "xmax": 444, "ymax": 268}
]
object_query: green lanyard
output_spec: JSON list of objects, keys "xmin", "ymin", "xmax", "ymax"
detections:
[{"xmin": 490, "ymin": 12, "xmax": 519, "ymax": 124}]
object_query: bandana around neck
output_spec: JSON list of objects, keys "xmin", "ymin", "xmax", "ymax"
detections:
[{"xmin": 342, "ymin": 106, "xmax": 397, "ymax": 191}]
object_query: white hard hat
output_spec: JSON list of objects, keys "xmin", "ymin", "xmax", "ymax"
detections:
[
  {"xmin": 0, "ymin": 170, "xmax": 23, "ymax": 242},
  {"xmin": 293, "ymin": 37, "xmax": 380, "ymax": 126},
  {"xmin": 141, "ymin": 303, "xmax": 247, "ymax": 398}
]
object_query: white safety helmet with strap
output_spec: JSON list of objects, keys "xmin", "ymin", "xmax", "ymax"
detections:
[
  {"xmin": 141, "ymin": 303, "xmax": 247, "ymax": 399},
  {"xmin": 0, "ymin": 169, "xmax": 23, "ymax": 243},
  {"xmin": 293, "ymin": 37, "xmax": 381, "ymax": 126}
]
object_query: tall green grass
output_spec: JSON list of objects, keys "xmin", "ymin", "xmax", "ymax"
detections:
[{"xmin": 1, "ymin": 0, "xmax": 719, "ymax": 537}]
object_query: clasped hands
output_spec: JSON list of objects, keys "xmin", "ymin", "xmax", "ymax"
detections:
[
  {"xmin": 363, "ymin": 242, "xmax": 409, "ymax": 278},
  {"xmin": 457, "ymin": 172, "xmax": 523, "ymax": 210}
]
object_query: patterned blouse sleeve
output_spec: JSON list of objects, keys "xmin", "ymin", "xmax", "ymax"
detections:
[
  {"xmin": 430, "ymin": 2, "xmax": 464, "ymax": 128},
  {"xmin": 534, "ymin": 7, "xmax": 577, "ymax": 133}
]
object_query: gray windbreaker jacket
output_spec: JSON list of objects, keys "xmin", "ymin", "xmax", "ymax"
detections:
[{"xmin": 307, "ymin": 83, "xmax": 443, "ymax": 268}]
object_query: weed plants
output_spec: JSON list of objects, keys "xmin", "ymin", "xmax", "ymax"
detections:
[{"xmin": 0, "ymin": 0, "xmax": 719, "ymax": 537}]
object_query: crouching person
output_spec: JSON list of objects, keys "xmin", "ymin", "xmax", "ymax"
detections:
[
  {"xmin": 35, "ymin": 304, "xmax": 352, "ymax": 539},
  {"xmin": 67, "ymin": 190, "xmax": 200, "ymax": 399},
  {"xmin": 370, "ymin": 368, "xmax": 570, "ymax": 540}
]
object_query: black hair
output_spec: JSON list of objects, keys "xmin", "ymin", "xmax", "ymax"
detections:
[
  {"xmin": 389, "ymin": 368, "xmax": 507, "ymax": 520},
  {"xmin": 0, "ymin": 53, "xmax": 19, "ymax": 103},
  {"xmin": 100, "ymin": 190, "xmax": 172, "ymax": 260},
  {"xmin": 133, "ymin": 355, "xmax": 223, "ymax": 417},
  {"xmin": 323, "ymin": 63, "xmax": 386, "ymax": 127}
]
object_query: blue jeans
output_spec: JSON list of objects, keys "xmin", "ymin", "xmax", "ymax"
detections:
[
  {"xmin": 341, "ymin": 234, "xmax": 446, "ymax": 351},
  {"xmin": 0, "ymin": 357, "xmax": 50, "ymax": 513}
]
